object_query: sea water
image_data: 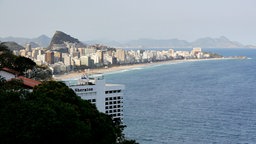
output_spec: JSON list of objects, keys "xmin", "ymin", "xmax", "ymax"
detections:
[{"xmin": 105, "ymin": 48, "xmax": 256, "ymax": 144}]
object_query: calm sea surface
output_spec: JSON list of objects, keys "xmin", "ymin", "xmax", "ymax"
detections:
[{"xmin": 105, "ymin": 48, "xmax": 256, "ymax": 144}]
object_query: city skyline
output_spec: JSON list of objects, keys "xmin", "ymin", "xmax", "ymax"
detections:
[{"xmin": 0, "ymin": 0, "xmax": 255, "ymax": 45}]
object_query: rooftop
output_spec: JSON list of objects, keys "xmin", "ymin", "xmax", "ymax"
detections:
[
  {"xmin": 1, "ymin": 67, "xmax": 20, "ymax": 75},
  {"xmin": 17, "ymin": 76, "xmax": 41, "ymax": 88}
]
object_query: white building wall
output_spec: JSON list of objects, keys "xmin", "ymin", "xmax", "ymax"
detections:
[
  {"xmin": 0, "ymin": 71, "xmax": 16, "ymax": 80},
  {"xmin": 67, "ymin": 75, "xmax": 125, "ymax": 120}
]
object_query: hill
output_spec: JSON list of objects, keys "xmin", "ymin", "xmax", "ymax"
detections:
[
  {"xmin": 93, "ymin": 36, "xmax": 247, "ymax": 48},
  {"xmin": 0, "ymin": 41, "xmax": 24, "ymax": 51},
  {"xmin": 33, "ymin": 35, "xmax": 51, "ymax": 47},
  {"xmin": 0, "ymin": 35, "xmax": 51, "ymax": 48},
  {"xmin": 191, "ymin": 36, "xmax": 244, "ymax": 48},
  {"xmin": 48, "ymin": 31, "xmax": 85, "ymax": 50}
]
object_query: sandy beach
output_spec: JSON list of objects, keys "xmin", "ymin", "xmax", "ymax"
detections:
[{"xmin": 53, "ymin": 57, "xmax": 234, "ymax": 80}]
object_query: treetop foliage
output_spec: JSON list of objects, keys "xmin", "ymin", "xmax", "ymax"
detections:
[
  {"xmin": 0, "ymin": 78, "xmax": 137, "ymax": 144},
  {"xmin": 0, "ymin": 43, "xmax": 52, "ymax": 80}
]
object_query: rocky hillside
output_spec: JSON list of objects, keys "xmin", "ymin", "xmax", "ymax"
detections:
[{"xmin": 48, "ymin": 31, "xmax": 85, "ymax": 50}]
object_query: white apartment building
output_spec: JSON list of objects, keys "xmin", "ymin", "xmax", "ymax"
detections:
[{"xmin": 64, "ymin": 74, "xmax": 125, "ymax": 121}]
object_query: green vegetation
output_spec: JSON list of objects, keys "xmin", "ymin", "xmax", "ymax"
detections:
[
  {"xmin": 203, "ymin": 51, "xmax": 223, "ymax": 58},
  {"xmin": 0, "ymin": 78, "xmax": 137, "ymax": 144},
  {"xmin": 0, "ymin": 43, "xmax": 137, "ymax": 144}
]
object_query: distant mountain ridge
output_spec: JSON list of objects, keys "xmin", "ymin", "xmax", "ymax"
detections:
[
  {"xmin": 87, "ymin": 36, "xmax": 249, "ymax": 48},
  {"xmin": 1, "ymin": 32, "xmax": 254, "ymax": 48},
  {"xmin": 0, "ymin": 35, "xmax": 51, "ymax": 48},
  {"xmin": 191, "ymin": 36, "xmax": 244, "ymax": 48}
]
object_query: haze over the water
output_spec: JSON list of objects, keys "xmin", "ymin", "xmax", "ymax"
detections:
[{"xmin": 0, "ymin": 0, "xmax": 255, "ymax": 45}]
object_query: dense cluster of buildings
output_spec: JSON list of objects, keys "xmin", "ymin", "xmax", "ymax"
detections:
[{"xmin": 13, "ymin": 42, "xmax": 211, "ymax": 74}]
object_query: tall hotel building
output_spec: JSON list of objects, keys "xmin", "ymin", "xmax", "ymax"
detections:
[{"xmin": 64, "ymin": 74, "xmax": 125, "ymax": 121}]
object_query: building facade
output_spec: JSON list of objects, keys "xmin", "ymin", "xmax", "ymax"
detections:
[{"xmin": 64, "ymin": 74, "xmax": 125, "ymax": 121}]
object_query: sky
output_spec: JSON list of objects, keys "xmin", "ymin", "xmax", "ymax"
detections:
[{"xmin": 0, "ymin": 0, "xmax": 255, "ymax": 45}]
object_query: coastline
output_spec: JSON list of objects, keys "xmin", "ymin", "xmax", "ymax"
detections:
[{"xmin": 53, "ymin": 57, "xmax": 240, "ymax": 80}]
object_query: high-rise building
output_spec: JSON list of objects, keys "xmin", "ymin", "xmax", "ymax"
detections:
[
  {"xmin": 45, "ymin": 51, "xmax": 54, "ymax": 64},
  {"xmin": 84, "ymin": 48, "xmax": 96, "ymax": 56},
  {"xmin": 78, "ymin": 48, "xmax": 85, "ymax": 56},
  {"xmin": 115, "ymin": 49, "xmax": 126, "ymax": 63},
  {"xmin": 32, "ymin": 49, "xmax": 39, "ymax": 59},
  {"xmin": 169, "ymin": 49, "xmax": 175, "ymax": 57},
  {"xmin": 63, "ymin": 53, "xmax": 72, "ymax": 71},
  {"xmin": 64, "ymin": 74, "xmax": 125, "ymax": 121},
  {"xmin": 54, "ymin": 51, "xmax": 62, "ymax": 63},
  {"xmin": 81, "ymin": 56, "xmax": 94, "ymax": 68},
  {"xmin": 25, "ymin": 43, "xmax": 32, "ymax": 52},
  {"xmin": 96, "ymin": 50, "xmax": 104, "ymax": 63}
]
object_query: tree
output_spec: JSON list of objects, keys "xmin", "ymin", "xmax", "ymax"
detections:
[
  {"xmin": 29, "ymin": 65, "xmax": 52, "ymax": 81},
  {"xmin": 0, "ymin": 52, "xmax": 16, "ymax": 69},
  {"xmin": 0, "ymin": 43, "xmax": 11, "ymax": 53},
  {"xmin": 0, "ymin": 80, "xmax": 137, "ymax": 144},
  {"xmin": 0, "ymin": 43, "xmax": 52, "ymax": 80},
  {"xmin": 14, "ymin": 56, "xmax": 36, "ymax": 73}
]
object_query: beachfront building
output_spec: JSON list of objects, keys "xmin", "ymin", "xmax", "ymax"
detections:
[
  {"xmin": 115, "ymin": 49, "xmax": 126, "ymax": 64},
  {"xmin": 64, "ymin": 74, "xmax": 125, "ymax": 121}
]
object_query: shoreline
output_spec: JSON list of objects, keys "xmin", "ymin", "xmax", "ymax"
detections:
[{"xmin": 53, "ymin": 57, "xmax": 242, "ymax": 80}]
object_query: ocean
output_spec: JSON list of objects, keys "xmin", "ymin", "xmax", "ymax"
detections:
[{"xmin": 105, "ymin": 48, "xmax": 256, "ymax": 144}]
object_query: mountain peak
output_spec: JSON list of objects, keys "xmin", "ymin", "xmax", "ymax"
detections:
[
  {"xmin": 37, "ymin": 34, "xmax": 49, "ymax": 39},
  {"xmin": 48, "ymin": 31, "xmax": 85, "ymax": 49},
  {"xmin": 219, "ymin": 36, "xmax": 229, "ymax": 41}
]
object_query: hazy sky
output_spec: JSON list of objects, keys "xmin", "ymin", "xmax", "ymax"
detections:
[{"xmin": 0, "ymin": 0, "xmax": 255, "ymax": 44}]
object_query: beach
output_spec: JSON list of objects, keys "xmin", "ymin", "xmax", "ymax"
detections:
[
  {"xmin": 53, "ymin": 62, "xmax": 168, "ymax": 80},
  {"xmin": 53, "ymin": 58, "xmax": 233, "ymax": 80}
]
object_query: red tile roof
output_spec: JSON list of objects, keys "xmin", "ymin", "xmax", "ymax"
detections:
[
  {"xmin": 1, "ymin": 67, "xmax": 41, "ymax": 88},
  {"xmin": 17, "ymin": 76, "xmax": 41, "ymax": 88},
  {"xmin": 1, "ymin": 67, "xmax": 20, "ymax": 75}
]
